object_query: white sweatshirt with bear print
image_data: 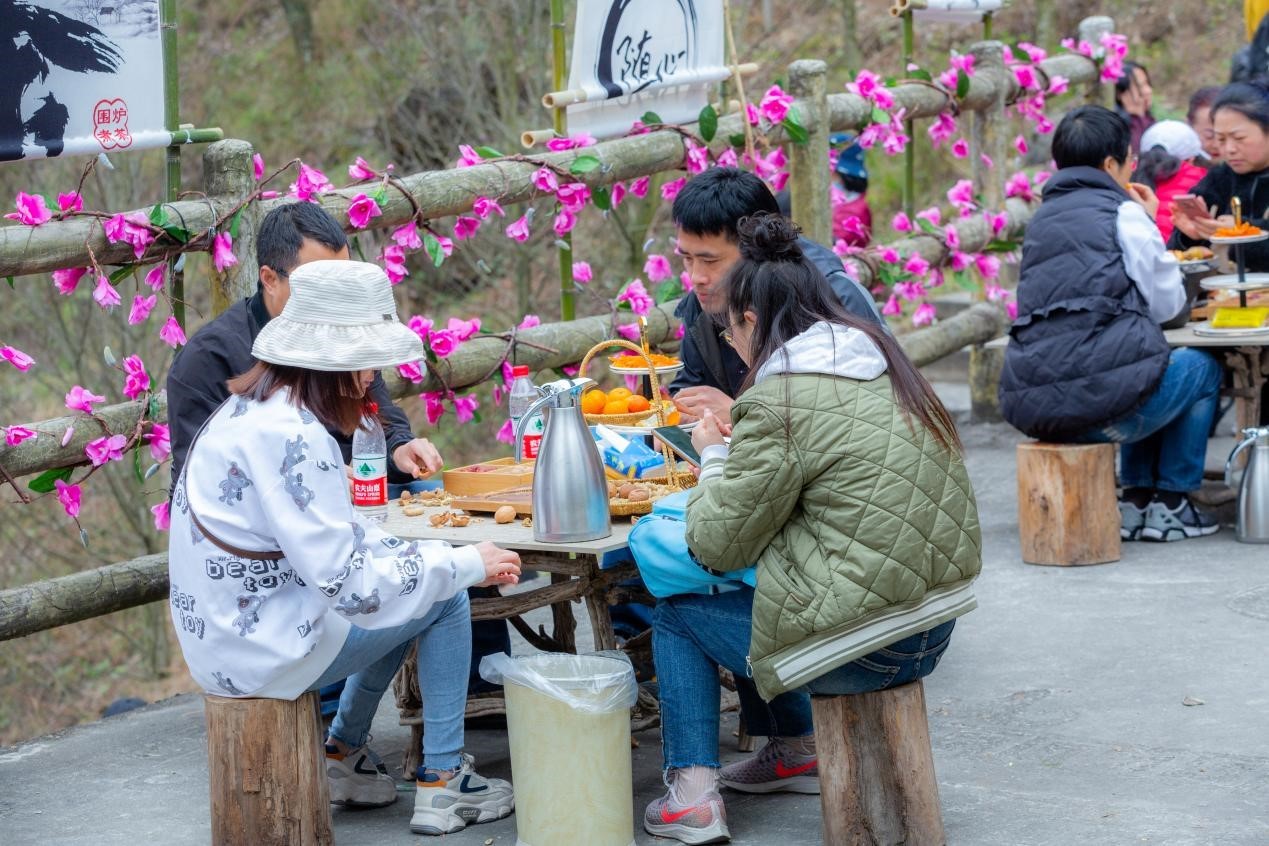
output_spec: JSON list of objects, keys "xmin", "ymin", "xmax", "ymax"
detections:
[{"xmin": 167, "ymin": 390, "xmax": 485, "ymax": 699}]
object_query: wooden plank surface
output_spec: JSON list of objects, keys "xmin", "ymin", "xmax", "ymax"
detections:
[{"xmin": 381, "ymin": 503, "xmax": 635, "ymax": 557}]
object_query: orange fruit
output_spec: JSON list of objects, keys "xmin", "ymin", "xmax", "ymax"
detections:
[
  {"xmin": 665, "ymin": 409, "xmax": 682, "ymax": 426},
  {"xmin": 607, "ymin": 387, "xmax": 633, "ymax": 402},
  {"xmin": 627, "ymin": 395, "xmax": 651, "ymax": 413},
  {"xmin": 602, "ymin": 399, "xmax": 630, "ymax": 415},
  {"xmin": 581, "ymin": 389, "xmax": 608, "ymax": 415}
]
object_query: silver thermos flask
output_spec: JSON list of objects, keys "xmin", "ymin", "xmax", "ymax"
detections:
[{"xmin": 1225, "ymin": 427, "xmax": 1269, "ymax": 544}]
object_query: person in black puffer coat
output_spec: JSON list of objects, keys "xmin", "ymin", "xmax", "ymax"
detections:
[{"xmin": 1001, "ymin": 106, "xmax": 1222, "ymax": 543}]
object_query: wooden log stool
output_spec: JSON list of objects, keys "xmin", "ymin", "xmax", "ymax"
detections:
[
  {"xmin": 1016, "ymin": 441, "xmax": 1121, "ymax": 566},
  {"xmin": 204, "ymin": 690, "xmax": 334, "ymax": 846},
  {"xmin": 811, "ymin": 680, "xmax": 944, "ymax": 846}
]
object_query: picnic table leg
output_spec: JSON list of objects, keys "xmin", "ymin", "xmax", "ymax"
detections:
[
  {"xmin": 549, "ymin": 571, "xmax": 578, "ymax": 653},
  {"xmin": 584, "ymin": 576, "xmax": 618, "ymax": 651}
]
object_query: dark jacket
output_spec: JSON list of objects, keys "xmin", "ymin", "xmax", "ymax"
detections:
[
  {"xmin": 167, "ymin": 290, "xmax": 417, "ymax": 490},
  {"xmin": 999, "ymin": 167, "xmax": 1171, "ymax": 440},
  {"xmin": 670, "ymin": 236, "xmax": 885, "ymax": 396},
  {"xmin": 1168, "ymin": 163, "xmax": 1269, "ymax": 272}
]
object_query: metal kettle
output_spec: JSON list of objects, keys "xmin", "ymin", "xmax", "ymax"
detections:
[
  {"xmin": 1225, "ymin": 427, "xmax": 1269, "ymax": 543},
  {"xmin": 514, "ymin": 377, "xmax": 611, "ymax": 543}
]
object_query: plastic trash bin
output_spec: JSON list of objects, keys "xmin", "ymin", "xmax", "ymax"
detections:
[{"xmin": 481, "ymin": 651, "xmax": 638, "ymax": 846}]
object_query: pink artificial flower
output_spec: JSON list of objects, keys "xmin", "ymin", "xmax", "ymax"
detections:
[
  {"xmin": 950, "ymin": 52, "xmax": 976, "ymax": 76},
  {"xmin": 495, "ymin": 418, "xmax": 515, "ymax": 445},
  {"xmin": 685, "ymin": 141, "xmax": 710, "ymax": 174},
  {"xmin": 928, "ymin": 267, "xmax": 945, "ymax": 288},
  {"xmin": 381, "ymin": 244, "xmax": 408, "ymax": 284},
  {"xmin": 453, "ymin": 394, "xmax": 479, "ymax": 424},
  {"xmin": 85, "ymin": 433, "xmax": 127, "ymax": 467},
  {"xmin": 348, "ymin": 194, "xmax": 382, "ymax": 229},
  {"xmin": 453, "ymin": 215, "xmax": 480, "ymax": 240},
  {"xmin": 938, "ymin": 67, "xmax": 958, "ymax": 90},
  {"xmin": 716, "ymin": 148, "xmax": 739, "ymax": 168},
  {"xmin": 840, "ymin": 215, "xmax": 869, "ymax": 242},
  {"xmin": 630, "ymin": 176, "xmax": 651, "ymax": 198},
  {"xmin": 947, "ymin": 179, "xmax": 975, "ymax": 208},
  {"xmin": 916, "ymin": 206, "xmax": 942, "ymax": 227},
  {"xmin": 0, "ymin": 345, "xmax": 33, "ymax": 371},
  {"xmin": 980, "ymin": 153, "xmax": 995, "ymax": 170},
  {"xmin": 572, "ymin": 261, "xmax": 593, "ymax": 284},
  {"xmin": 951, "ymin": 138, "xmax": 970, "ymax": 159},
  {"xmin": 518, "ymin": 314, "xmax": 540, "ymax": 330},
  {"xmin": 66, "ymin": 385, "xmax": 106, "ymax": 414},
  {"xmin": 674, "ymin": 324, "xmax": 686, "ymax": 340},
  {"xmin": 505, "ymin": 215, "xmax": 531, "ymax": 242},
  {"xmin": 985, "ymin": 211, "xmax": 1008, "ymax": 237},
  {"xmin": 455, "ymin": 145, "xmax": 483, "ymax": 167},
  {"xmin": 881, "ymin": 294, "xmax": 902, "ymax": 317},
  {"xmin": 4, "ymin": 192, "xmax": 51, "ymax": 225},
  {"xmin": 1048, "ymin": 75, "xmax": 1069, "ymax": 96},
  {"xmin": 57, "ymin": 191, "xmax": 83, "ymax": 213},
  {"xmin": 1007, "ymin": 300, "xmax": 1019, "ymax": 320},
  {"xmin": 144, "ymin": 265, "xmax": 165, "ymax": 291},
  {"xmin": 532, "ymin": 167, "xmax": 559, "ymax": 193},
  {"xmin": 615, "ymin": 323, "xmax": 642, "ymax": 342},
  {"xmin": 212, "ymin": 232, "xmax": 237, "ymax": 272},
  {"xmin": 421, "ymin": 391, "xmax": 446, "ymax": 425},
  {"xmin": 1035, "ymin": 116, "xmax": 1055, "ymax": 135},
  {"xmin": 1013, "ymin": 65, "xmax": 1038, "ymax": 91},
  {"xmin": 871, "ymin": 87, "xmax": 895, "ymax": 110},
  {"xmin": 680, "ymin": 269, "xmax": 694, "ymax": 292},
  {"xmin": 556, "ymin": 182, "xmax": 591, "ymax": 212},
  {"xmin": 1005, "ymin": 170, "xmax": 1035, "ymax": 201},
  {"xmin": 1033, "ymin": 170, "xmax": 1051, "ymax": 187},
  {"xmin": 985, "ymin": 281, "xmax": 1009, "ymax": 302},
  {"xmin": 252, "ymin": 153, "xmax": 265, "ymax": 181},
  {"xmin": 4, "ymin": 425, "xmax": 36, "ymax": 446},
  {"xmin": 289, "ymin": 162, "xmax": 333, "ymax": 201},
  {"xmin": 1002, "ymin": 45, "xmax": 1017, "ymax": 64},
  {"xmin": 434, "ymin": 234, "xmax": 454, "ymax": 258},
  {"xmin": 949, "ymin": 251, "xmax": 973, "ymax": 271},
  {"xmin": 447, "ymin": 317, "xmax": 481, "ymax": 341},
  {"xmin": 122, "ymin": 355, "xmax": 150, "ymax": 400},
  {"xmin": 644, "ymin": 254, "xmax": 673, "ymax": 283},
  {"xmin": 904, "ymin": 255, "xmax": 931, "ymax": 277},
  {"xmin": 896, "ymin": 280, "xmax": 927, "ymax": 301},
  {"xmin": 912, "ymin": 302, "xmax": 937, "ymax": 327},
  {"xmin": 1014, "ymin": 134, "xmax": 1029, "ymax": 155},
  {"xmin": 660, "ymin": 177, "xmax": 686, "ymax": 202},
  {"xmin": 54, "ymin": 480, "xmax": 81, "ymax": 518},
  {"xmin": 561, "ymin": 364, "xmax": 580, "ymax": 377},
  {"xmin": 128, "ymin": 294, "xmax": 157, "ymax": 325},
  {"xmin": 611, "ymin": 181, "xmax": 628, "ymax": 208},
  {"xmin": 62, "ymin": 425, "xmax": 76, "ymax": 444},
  {"xmin": 348, "ymin": 156, "xmax": 378, "ymax": 181},
  {"xmin": 744, "ymin": 102, "xmax": 761, "ymax": 126},
  {"xmin": 975, "ymin": 253, "xmax": 1002, "ymax": 279},
  {"xmin": 944, "ymin": 224, "xmax": 961, "ymax": 250},
  {"xmin": 52, "ymin": 267, "xmax": 88, "ymax": 295},
  {"xmin": 146, "ymin": 423, "xmax": 171, "ymax": 463},
  {"xmin": 553, "ymin": 208, "xmax": 577, "ymax": 236},
  {"xmin": 1018, "ymin": 42, "xmax": 1047, "ymax": 63},
  {"xmin": 429, "ymin": 329, "xmax": 458, "ymax": 358},
  {"xmin": 159, "ymin": 316, "xmax": 187, "ymax": 348},
  {"xmin": 767, "ymin": 171, "xmax": 790, "ymax": 193},
  {"xmin": 473, "ymin": 196, "xmax": 505, "ymax": 219},
  {"xmin": 392, "ymin": 221, "xmax": 423, "ymax": 249},
  {"xmin": 545, "ymin": 132, "xmax": 597, "ymax": 151},
  {"xmin": 103, "ymin": 212, "xmax": 155, "ymax": 259},
  {"xmin": 846, "ymin": 69, "xmax": 882, "ymax": 100},
  {"xmin": 879, "ymin": 247, "xmax": 901, "ymax": 264},
  {"xmin": 407, "ymin": 316, "xmax": 433, "ymax": 342},
  {"xmin": 928, "ymin": 113, "xmax": 958, "ymax": 147},
  {"xmin": 759, "ymin": 85, "xmax": 794, "ymax": 124},
  {"xmin": 618, "ymin": 279, "xmax": 654, "ymax": 316},
  {"xmin": 892, "ymin": 212, "xmax": 913, "ymax": 233},
  {"xmin": 396, "ymin": 362, "xmax": 424, "ymax": 384},
  {"xmin": 151, "ymin": 501, "xmax": 170, "ymax": 531},
  {"xmin": 92, "ymin": 274, "xmax": 121, "ymax": 310},
  {"xmin": 260, "ymin": 191, "xmax": 279, "ymax": 199},
  {"xmin": 882, "ymin": 129, "xmax": 910, "ymax": 156}
]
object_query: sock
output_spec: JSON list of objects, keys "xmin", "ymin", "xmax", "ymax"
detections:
[
  {"xmin": 780, "ymin": 735, "xmax": 816, "ymax": 757},
  {"xmin": 1155, "ymin": 490, "xmax": 1185, "ymax": 509},
  {"xmin": 670, "ymin": 766, "xmax": 718, "ymax": 804},
  {"xmin": 1122, "ymin": 487, "xmax": 1154, "ymax": 509},
  {"xmin": 419, "ymin": 765, "xmax": 458, "ymax": 783}
]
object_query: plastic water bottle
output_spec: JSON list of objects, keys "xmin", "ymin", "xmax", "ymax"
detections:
[
  {"xmin": 509, "ymin": 365, "xmax": 543, "ymax": 459},
  {"xmin": 351, "ymin": 402, "xmax": 388, "ymax": 522}
]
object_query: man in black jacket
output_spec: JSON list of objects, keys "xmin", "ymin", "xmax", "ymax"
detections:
[{"xmin": 670, "ymin": 167, "xmax": 884, "ymax": 420}]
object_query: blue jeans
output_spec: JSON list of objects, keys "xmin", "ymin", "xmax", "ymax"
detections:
[
  {"xmin": 307, "ymin": 591, "xmax": 470, "ymax": 772},
  {"xmin": 1075, "ymin": 348, "xmax": 1222, "ymax": 492}
]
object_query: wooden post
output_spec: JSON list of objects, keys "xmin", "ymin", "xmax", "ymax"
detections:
[
  {"xmin": 203, "ymin": 139, "xmax": 262, "ymax": 317},
  {"xmin": 787, "ymin": 60, "xmax": 832, "ymax": 245},
  {"xmin": 812, "ymin": 681, "xmax": 945, "ymax": 846},
  {"xmin": 1078, "ymin": 16, "xmax": 1115, "ymax": 107},
  {"xmin": 1016, "ymin": 442, "xmax": 1121, "ymax": 566},
  {"xmin": 205, "ymin": 692, "xmax": 334, "ymax": 846}
]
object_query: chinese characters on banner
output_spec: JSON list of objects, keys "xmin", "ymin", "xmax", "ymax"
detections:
[
  {"xmin": 1, "ymin": 0, "xmax": 166, "ymax": 164},
  {"xmin": 912, "ymin": 0, "xmax": 1005, "ymax": 25},
  {"xmin": 564, "ymin": 0, "xmax": 726, "ymax": 140}
]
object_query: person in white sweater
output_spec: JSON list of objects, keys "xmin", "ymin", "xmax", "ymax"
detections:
[{"xmin": 168, "ymin": 260, "xmax": 521, "ymax": 836}]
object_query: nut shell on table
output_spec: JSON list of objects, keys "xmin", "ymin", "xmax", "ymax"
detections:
[
  {"xmin": 402, "ymin": 504, "xmax": 426, "ymax": 517},
  {"xmin": 626, "ymin": 488, "xmax": 651, "ymax": 502},
  {"xmin": 449, "ymin": 514, "xmax": 471, "ymax": 527},
  {"xmin": 494, "ymin": 505, "xmax": 518, "ymax": 524}
]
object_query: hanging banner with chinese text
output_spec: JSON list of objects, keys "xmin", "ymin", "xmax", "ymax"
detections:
[
  {"xmin": 913, "ymin": 0, "xmax": 1005, "ymax": 25},
  {"xmin": 1, "ymin": 0, "xmax": 166, "ymax": 164},
  {"xmin": 565, "ymin": 0, "xmax": 726, "ymax": 139}
]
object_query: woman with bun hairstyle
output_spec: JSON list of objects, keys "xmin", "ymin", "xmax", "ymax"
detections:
[
  {"xmin": 1133, "ymin": 120, "xmax": 1208, "ymax": 241},
  {"xmin": 642, "ymin": 214, "xmax": 982, "ymax": 845}
]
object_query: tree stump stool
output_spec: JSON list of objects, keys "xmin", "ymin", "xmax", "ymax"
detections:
[
  {"xmin": 1016, "ymin": 441, "xmax": 1121, "ymax": 566},
  {"xmin": 811, "ymin": 680, "xmax": 944, "ymax": 846},
  {"xmin": 204, "ymin": 691, "xmax": 334, "ymax": 846}
]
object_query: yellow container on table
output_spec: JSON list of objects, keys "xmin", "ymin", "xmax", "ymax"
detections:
[{"xmin": 1211, "ymin": 307, "xmax": 1269, "ymax": 329}]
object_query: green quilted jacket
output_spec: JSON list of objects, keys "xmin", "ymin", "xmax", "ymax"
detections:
[{"xmin": 685, "ymin": 322, "xmax": 982, "ymax": 698}]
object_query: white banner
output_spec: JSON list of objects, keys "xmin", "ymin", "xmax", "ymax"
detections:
[
  {"xmin": 913, "ymin": 0, "xmax": 1005, "ymax": 25},
  {"xmin": 565, "ymin": 0, "xmax": 726, "ymax": 139},
  {"xmin": 1, "ymin": 0, "xmax": 167, "ymax": 164}
]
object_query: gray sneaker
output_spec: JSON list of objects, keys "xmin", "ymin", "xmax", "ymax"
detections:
[
  {"xmin": 1141, "ymin": 496, "xmax": 1220, "ymax": 542},
  {"xmin": 719, "ymin": 738, "xmax": 819, "ymax": 794},
  {"xmin": 410, "ymin": 753, "xmax": 513, "ymax": 835},
  {"xmin": 1119, "ymin": 500, "xmax": 1148, "ymax": 541}
]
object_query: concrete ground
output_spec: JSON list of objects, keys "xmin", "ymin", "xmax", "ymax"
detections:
[{"xmin": 3, "ymin": 393, "xmax": 1268, "ymax": 845}]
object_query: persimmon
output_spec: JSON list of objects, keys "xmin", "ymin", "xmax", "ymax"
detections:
[
  {"xmin": 626, "ymin": 395, "xmax": 651, "ymax": 413},
  {"xmin": 607, "ymin": 387, "xmax": 633, "ymax": 402},
  {"xmin": 602, "ymin": 399, "xmax": 631, "ymax": 415},
  {"xmin": 581, "ymin": 390, "xmax": 608, "ymax": 415},
  {"xmin": 665, "ymin": 409, "xmax": 682, "ymax": 426}
]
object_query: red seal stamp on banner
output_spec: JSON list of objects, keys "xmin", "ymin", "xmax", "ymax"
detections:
[{"xmin": 92, "ymin": 99, "xmax": 133, "ymax": 150}]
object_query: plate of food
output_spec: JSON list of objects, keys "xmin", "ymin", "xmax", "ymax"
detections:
[
  {"xmin": 1210, "ymin": 221, "xmax": 1267, "ymax": 245},
  {"xmin": 608, "ymin": 351, "xmax": 684, "ymax": 376},
  {"xmin": 1199, "ymin": 273, "xmax": 1269, "ymax": 291},
  {"xmin": 1169, "ymin": 246, "xmax": 1216, "ymax": 271},
  {"xmin": 1192, "ymin": 323, "xmax": 1269, "ymax": 338}
]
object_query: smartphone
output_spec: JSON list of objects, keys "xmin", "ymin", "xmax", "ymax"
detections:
[
  {"xmin": 1173, "ymin": 194, "xmax": 1214, "ymax": 220},
  {"xmin": 652, "ymin": 425, "xmax": 702, "ymax": 468}
]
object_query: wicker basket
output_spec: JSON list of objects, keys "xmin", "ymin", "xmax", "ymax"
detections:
[
  {"xmin": 579, "ymin": 340, "xmax": 671, "ymax": 429},
  {"xmin": 606, "ymin": 473, "xmax": 693, "ymax": 517}
]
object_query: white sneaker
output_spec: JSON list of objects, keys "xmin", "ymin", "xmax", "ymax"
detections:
[
  {"xmin": 410, "ymin": 753, "xmax": 514, "ymax": 835},
  {"xmin": 326, "ymin": 743, "xmax": 398, "ymax": 808}
]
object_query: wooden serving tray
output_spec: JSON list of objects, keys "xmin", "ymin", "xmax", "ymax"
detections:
[
  {"xmin": 448, "ymin": 486, "xmax": 534, "ymax": 516},
  {"xmin": 442, "ymin": 458, "xmax": 534, "ymax": 497}
]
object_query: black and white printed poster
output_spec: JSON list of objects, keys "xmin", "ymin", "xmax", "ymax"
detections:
[
  {"xmin": 565, "ymin": 0, "xmax": 726, "ymax": 139},
  {"xmin": 1, "ymin": 0, "xmax": 165, "ymax": 164}
]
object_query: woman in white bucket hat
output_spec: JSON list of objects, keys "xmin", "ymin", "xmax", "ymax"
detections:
[
  {"xmin": 167, "ymin": 260, "xmax": 519, "ymax": 835},
  {"xmin": 1134, "ymin": 120, "xmax": 1209, "ymax": 242}
]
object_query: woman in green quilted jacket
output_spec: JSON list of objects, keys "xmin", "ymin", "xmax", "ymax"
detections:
[{"xmin": 643, "ymin": 214, "xmax": 983, "ymax": 846}]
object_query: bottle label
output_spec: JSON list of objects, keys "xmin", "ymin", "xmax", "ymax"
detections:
[
  {"xmin": 351, "ymin": 455, "xmax": 387, "ymax": 507},
  {"xmin": 523, "ymin": 433, "xmax": 542, "ymax": 459}
]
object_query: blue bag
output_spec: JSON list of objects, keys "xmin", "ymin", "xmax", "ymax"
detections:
[{"xmin": 628, "ymin": 490, "xmax": 757, "ymax": 598}]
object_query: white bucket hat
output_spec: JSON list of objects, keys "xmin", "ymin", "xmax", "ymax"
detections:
[
  {"xmin": 251, "ymin": 259, "xmax": 425, "ymax": 371},
  {"xmin": 1140, "ymin": 120, "xmax": 1204, "ymax": 162}
]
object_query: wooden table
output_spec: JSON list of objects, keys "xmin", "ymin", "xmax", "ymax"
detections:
[{"xmin": 1164, "ymin": 324, "xmax": 1269, "ymax": 431}]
